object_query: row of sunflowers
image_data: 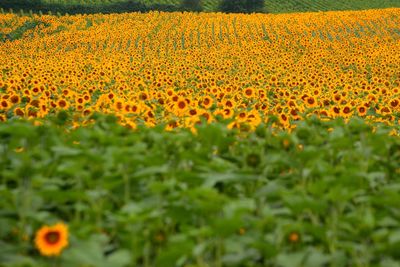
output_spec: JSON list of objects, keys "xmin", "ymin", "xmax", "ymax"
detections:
[{"xmin": 1, "ymin": 9, "xmax": 399, "ymax": 132}]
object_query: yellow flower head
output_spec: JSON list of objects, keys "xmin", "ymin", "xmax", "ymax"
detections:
[{"xmin": 35, "ymin": 222, "xmax": 69, "ymax": 257}]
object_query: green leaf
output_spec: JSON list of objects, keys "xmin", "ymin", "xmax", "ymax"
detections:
[
  {"xmin": 62, "ymin": 234, "xmax": 109, "ymax": 267},
  {"xmin": 155, "ymin": 236, "xmax": 194, "ymax": 267},
  {"xmin": 389, "ymin": 230, "xmax": 400, "ymax": 244},
  {"xmin": 276, "ymin": 251, "xmax": 306, "ymax": 267},
  {"xmin": 107, "ymin": 250, "xmax": 132, "ymax": 267},
  {"xmin": 304, "ymin": 249, "xmax": 330, "ymax": 267}
]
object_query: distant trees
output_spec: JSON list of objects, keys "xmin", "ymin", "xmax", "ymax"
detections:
[
  {"xmin": 181, "ymin": 0, "xmax": 202, "ymax": 12},
  {"xmin": 220, "ymin": 0, "xmax": 265, "ymax": 13},
  {"xmin": 1, "ymin": 0, "xmax": 267, "ymax": 14}
]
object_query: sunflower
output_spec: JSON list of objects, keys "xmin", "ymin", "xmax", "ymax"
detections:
[
  {"xmin": 32, "ymin": 86, "xmax": 41, "ymax": 96},
  {"xmin": 14, "ymin": 107, "xmax": 25, "ymax": 117},
  {"xmin": 270, "ymin": 75, "xmax": 278, "ymax": 85},
  {"xmin": 288, "ymin": 232, "xmax": 300, "ymax": 243},
  {"xmin": 390, "ymin": 99, "xmax": 399, "ymax": 109},
  {"xmin": 113, "ymin": 99, "xmax": 124, "ymax": 112},
  {"xmin": 223, "ymin": 99, "xmax": 235, "ymax": 109},
  {"xmin": 357, "ymin": 105, "xmax": 367, "ymax": 116},
  {"xmin": 165, "ymin": 120, "xmax": 179, "ymax": 131},
  {"xmin": 188, "ymin": 108, "xmax": 198, "ymax": 116},
  {"xmin": 35, "ymin": 222, "xmax": 69, "ymax": 257},
  {"xmin": 331, "ymin": 106, "xmax": 341, "ymax": 117},
  {"xmin": 201, "ymin": 96, "xmax": 213, "ymax": 109},
  {"xmin": 222, "ymin": 108, "xmax": 234, "ymax": 119},
  {"xmin": 83, "ymin": 108, "xmax": 92, "ymax": 116},
  {"xmin": 342, "ymin": 105, "xmax": 353, "ymax": 117},
  {"xmin": 304, "ymin": 96, "xmax": 318, "ymax": 108},
  {"xmin": 57, "ymin": 99, "xmax": 69, "ymax": 109},
  {"xmin": 0, "ymin": 99, "xmax": 10, "ymax": 110},
  {"xmin": 279, "ymin": 113, "xmax": 290, "ymax": 128},
  {"xmin": 10, "ymin": 94, "xmax": 20, "ymax": 105},
  {"xmin": 243, "ymin": 87, "xmax": 254, "ymax": 98}
]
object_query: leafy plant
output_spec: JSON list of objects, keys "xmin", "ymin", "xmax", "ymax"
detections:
[
  {"xmin": 0, "ymin": 19, "xmax": 50, "ymax": 42},
  {"xmin": 1, "ymin": 115, "xmax": 400, "ymax": 266}
]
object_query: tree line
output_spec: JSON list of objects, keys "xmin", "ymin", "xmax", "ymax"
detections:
[
  {"xmin": 0, "ymin": 0, "xmax": 266, "ymax": 15},
  {"xmin": 184, "ymin": 0, "xmax": 265, "ymax": 13}
]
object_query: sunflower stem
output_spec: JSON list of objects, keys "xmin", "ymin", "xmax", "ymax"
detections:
[
  {"xmin": 144, "ymin": 242, "xmax": 151, "ymax": 267},
  {"xmin": 123, "ymin": 171, "xmax": 130, "ymax": 203},
  {"xmin": 215, "ymin": 238, "xmax": 222, "ymax": 267}
]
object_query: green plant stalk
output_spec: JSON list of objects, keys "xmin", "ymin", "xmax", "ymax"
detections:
[
  {"xmin": 74, "ymin": 174, "xmax": 83, "ymax": 224},
  {"xmin": 123, "ymin": 172, "xmax": 130, "ymax": 204},
  {"xmin": 215, "ymin": 238, "xmax": 222, "ymax": 267},
  {"xmin": 144, "ymin": 242, "xmax": 151, "ymax": 267}
]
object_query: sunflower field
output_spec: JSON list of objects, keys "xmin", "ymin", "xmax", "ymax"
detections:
[{"xmin": 1, "ymin": 7, "xmax": 400, "ymax": 267}]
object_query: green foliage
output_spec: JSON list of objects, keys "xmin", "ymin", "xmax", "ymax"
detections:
[
  {"xmin": 0, "ymin": 19, "xmax": 50, "ymax": 42},
  {"xmin": 181, "ymin": 0, "xmax": 203, "ymax": 12},
  {"xmin": 0, "ymin": 0, "xmax": 399, "ymax": 14},
  {"xmin": 220, "ymin": 0, "xmax": 264, "ymax": 13},
  {"xmin": 1, "ymin": 116, "xmax": 400, "ymax": 266}
]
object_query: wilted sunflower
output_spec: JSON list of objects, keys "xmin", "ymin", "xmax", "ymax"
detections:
[{"xmin": 35, "ymin": 222, "xmax": 69, "ymax": 257}]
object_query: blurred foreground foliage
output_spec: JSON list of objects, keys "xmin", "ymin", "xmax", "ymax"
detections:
[{"xmin": 1, "ymin": 114, "xmax": 400, "ymax": 266}]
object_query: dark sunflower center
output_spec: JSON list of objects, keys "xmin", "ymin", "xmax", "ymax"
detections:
[
  {"xmin": 178, "ymin": 101, "xmax": 186, "ymax": 109},
  {"xmin": 44, "ymin": 231, "xmax": 61, "ymax": 245}
]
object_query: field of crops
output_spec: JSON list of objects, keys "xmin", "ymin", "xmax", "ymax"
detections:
[
  {"xmin": 1, "ymin": 7, "xmax": 400, "ymax": 267},
  {"xmin": 1, "ymin": 0, "xmax": 400, "ymax": 14},
  {"xmin": 1, "ymin": 9, "xmax": 400, "ymax": 130}
]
